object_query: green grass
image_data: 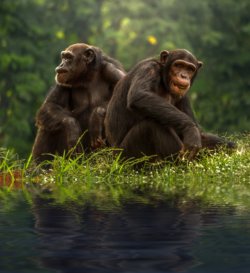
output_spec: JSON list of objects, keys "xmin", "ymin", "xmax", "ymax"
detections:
[{"xmin": 0, "ymin": 134, "xmax": 249, "ymax": 210}]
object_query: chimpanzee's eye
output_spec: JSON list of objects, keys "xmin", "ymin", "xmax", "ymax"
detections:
[
  {"xmin": 174, "ymin": 63, "xmax": 182, "ymax": 68},
  {"xmin": 188, "ymin": 66, "xmax": 196, "ymax": 73},
  {"xmin": 65, "ymin": 58, "xmax": 72, "ymax": 63},
  {"xmin": 61, "ymin": 52, "xmax": 74, "ymax": 61}
]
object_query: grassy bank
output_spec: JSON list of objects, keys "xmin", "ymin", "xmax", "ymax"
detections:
[{"xmin": 0, "ymin": 134, "xmax": 249, "ymax": 209}]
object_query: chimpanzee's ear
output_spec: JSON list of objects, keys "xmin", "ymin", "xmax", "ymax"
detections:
[
  {"xmin": 84, "ymin": 48, "xmax": 96, "ymax": 64},
  {"xmin": 160, "ymin": 50, "xmax": 170, "ymax": 64},
  {"xmin": 197, "ymin": 61, "xmax": 203, "ymax": 70}
]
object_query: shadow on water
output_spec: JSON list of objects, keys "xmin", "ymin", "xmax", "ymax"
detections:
[
  {"xmin": 1, "ymin": 193, "xmax": 250, "ymax": 273},
  {"xmin": 33, "ymin": 197, "xmax": 202, "ymax": 273}
]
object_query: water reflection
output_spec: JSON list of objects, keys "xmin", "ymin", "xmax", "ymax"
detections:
[
  {"xmin": 32, "ymin": 197, "xmax": 201, "ymax": 273},
  {"xmin": 1, "ymin": 195, "xmax": 250, "ymax": 273}
]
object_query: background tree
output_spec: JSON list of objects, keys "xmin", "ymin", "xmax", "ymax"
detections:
[{"xmin": 0, "ymin": 0, "xmax": 100, "ymax": 156}]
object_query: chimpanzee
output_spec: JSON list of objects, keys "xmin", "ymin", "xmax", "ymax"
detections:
[
  {"xmin": 105, "ymin": 49, "xmax": 235, "ymax": 161},
  {"xmin": 32, "ymin": 43, "xmax": 125, "ymax": 163}
]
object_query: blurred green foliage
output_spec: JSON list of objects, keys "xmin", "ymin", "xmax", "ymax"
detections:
[{"xmin": 0, "ymin": 0, "xmax": 249, "ymax": 157}]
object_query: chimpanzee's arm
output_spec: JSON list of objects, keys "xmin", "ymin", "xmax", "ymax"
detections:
[
  {"xmin": 176, "ymin": 96, "xmax": 200, "ymax": 127},
  {"xmin": 102, "ymin": 62, "xmax": 126, "ymax": 84},
  {"xmin": 127, "ymin": 62, "xmax": 197, "ymax": 134},
  {"xmin": 89, "ymin": 106, "xmax": 107, "ymax": 149},
  {"xmin": 36, "ymin": 86, "xmax": 75, "ymax": 131}
]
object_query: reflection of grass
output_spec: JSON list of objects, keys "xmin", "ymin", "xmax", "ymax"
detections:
[{"xmin": 0, "ymin": 134, "xmax": 249, "ymax": 209}]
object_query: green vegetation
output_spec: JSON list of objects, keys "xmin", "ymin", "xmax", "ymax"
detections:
[
  {"xmin": 0, "ymin": 135, "xmax": 249, "ymax": 210},
  {"xmin": 0, "ymin": 0, "xmax": 249, "ymax": 157}
]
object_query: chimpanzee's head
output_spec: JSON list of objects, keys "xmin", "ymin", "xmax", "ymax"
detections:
[
  {"xmin": 55, "ymin": 43, "xmax": 102, "ymax": 87},
  {"xmin": 160, "ymin": 49, "xmax": 203, "ymax": 97}
]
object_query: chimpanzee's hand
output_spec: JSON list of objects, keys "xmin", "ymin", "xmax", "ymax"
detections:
[
  {"xmin": 91, "ymin": 137, "xmax": 106, "ymax": 149},
  {"xmin": 181, "ymin": 126, "xmax": 202, "ymax": 160}
]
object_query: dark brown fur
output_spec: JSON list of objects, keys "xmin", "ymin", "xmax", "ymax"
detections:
[
  {"xmin": 32, "ymin": 43, "xmax": 125, "ymax": 163},
  {"xmin": 105, "ymin": 49, "xmax": 235, "ymax": 161}
]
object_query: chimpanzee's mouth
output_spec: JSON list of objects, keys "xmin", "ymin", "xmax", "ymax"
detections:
[
  {"xmin": 55, "ymin": 67, "xmax": 68, "ymax": 74},
  {"xmin": 172, "ymin": 79, "xmax": 190, "ymax": 89},
  {"xmin": 170, "ymin": 81, "xmax": 190, "ymax": 96},
  {"xmin": 173, "ymin": 82, "xmax": 187, "ymax": 90}
]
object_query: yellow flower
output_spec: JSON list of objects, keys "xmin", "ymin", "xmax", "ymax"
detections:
[
  {"xmin": 147, "ymin": 35, "xmax": 157, "ymax": 45},
  {"xmin": 56, "ymin": 31, "xmax": 65, "ymax": 40}
]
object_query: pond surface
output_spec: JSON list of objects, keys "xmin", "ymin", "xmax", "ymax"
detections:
[{"xmin": 1, "ymin": 195, "xmax": 250, "ymax": 273}]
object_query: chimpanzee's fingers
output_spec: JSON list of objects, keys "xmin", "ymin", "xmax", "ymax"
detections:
[
  {"xmin": 179, "ymin": 149, "xmax": 185, "ymax": 159},
  {"xmin": 179, "ymin": 146, "xmax": 199, "ymax": 161},
  {"xmin": 186, "ymin": 147, "xmax": 199, "ymax": 161}
]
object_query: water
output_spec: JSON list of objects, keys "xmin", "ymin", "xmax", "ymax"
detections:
[{"xmin": 1, "ymin": 195, "xmax": 250, "ymax": 273}]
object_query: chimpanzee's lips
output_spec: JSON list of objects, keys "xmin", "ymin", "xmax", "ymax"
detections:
[
  {"xmin": 173, "ymin": 82, "xmax": 187, "ymax": 90},
  {"xmin": 170, "ymin": 80, "xmax": 190, "ymax": 96},
  {"xmin": 55, "ymin": 67, "xmax": 68, "ymax": 73},
  {"xmin": 173, "ymin": 79, "xmax": 190, "ymax": 89}
]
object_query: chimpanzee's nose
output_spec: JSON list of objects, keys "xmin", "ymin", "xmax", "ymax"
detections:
[{"xmin": 181, "ymin": 73, "xmax": 187, "ymax": 79}]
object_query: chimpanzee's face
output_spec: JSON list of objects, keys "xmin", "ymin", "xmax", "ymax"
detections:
[
  {"xmin": 160, "ymin": 49, "xmax": 202, "ymax": 97},
  {"xmin": 55, "ymin": 43, "xmax": 95, "ymax": 87}
]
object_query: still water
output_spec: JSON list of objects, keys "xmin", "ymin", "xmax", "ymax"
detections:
[{"xmin": 0, "ymin": 195, "xmax": 250, "ymax": 273}]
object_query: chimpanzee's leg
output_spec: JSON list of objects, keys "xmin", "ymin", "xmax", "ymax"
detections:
[
  {"xmin": 32, "ymin": 129, "xmax": 67, "ymax": 164},
  {"xmin": 119, "ymin": 121, "xmax": 183, "ymax": 160},
  {"xmin": 201, "ymin": 132, "xmax": 236, "ymax": 150}
]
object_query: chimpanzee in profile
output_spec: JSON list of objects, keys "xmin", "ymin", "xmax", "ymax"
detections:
[
  {"xmin": 105, "ymin": 49, "xmax": 235, "ymax": 161},
  {"xmin": 32, "ymin": 43, "xmax": 125, "ymax": 163}
]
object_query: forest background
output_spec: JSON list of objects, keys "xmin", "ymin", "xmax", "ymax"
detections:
[{"xmin": 0, "ymin": 0, "xmax": 249, "ymax": 157}]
